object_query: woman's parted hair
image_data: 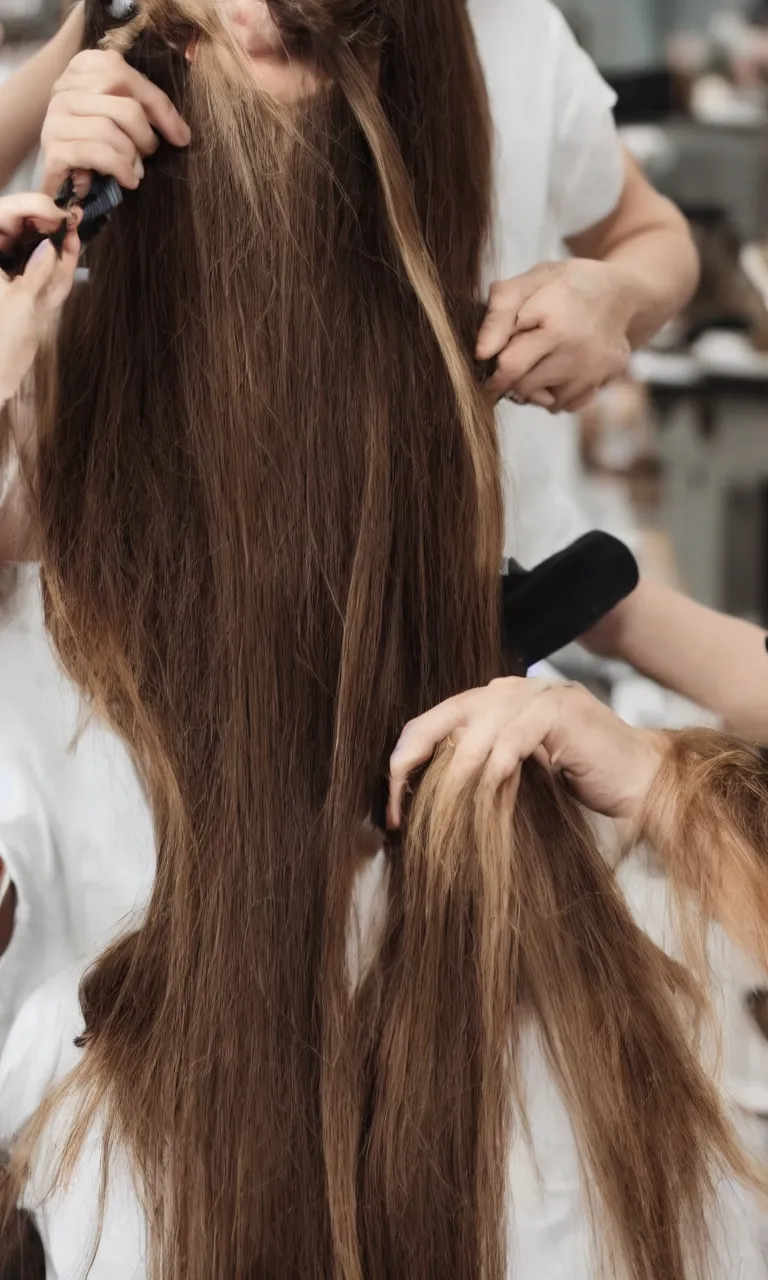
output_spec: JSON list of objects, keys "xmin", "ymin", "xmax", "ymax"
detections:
[{"xmin": 1, "ymin": 0, "xmax": 764, "ymax": 1276}]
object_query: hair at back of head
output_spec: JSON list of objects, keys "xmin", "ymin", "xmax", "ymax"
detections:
[{"xmin": 0, "ymin": 0, "xmax": 764, "ymax": 1276}]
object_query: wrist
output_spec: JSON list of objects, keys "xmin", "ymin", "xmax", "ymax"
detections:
[
  {"xmin": 634, "ymin": 730, "xmax": 677, "ymax": 847},
  {"xmin": 604, "ymin": 260, "xmax": 651, "ymax": 341},
  {"xmin": 621, "ymin": 728, "xmax": 666, "ymax": 826},
  {"xmin": 564, "ymin": 256, "xmax": 645, "ymax": 340}
]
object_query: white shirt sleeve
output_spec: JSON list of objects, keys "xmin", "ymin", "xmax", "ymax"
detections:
[
  {"xmin": 0, "ymin": 757, "xmax": 76, "ymax": 1055},
  {"xmin": 0, "ymin": 970, "xmax": 148, "ymax": 1280},
  {"xmin": 547, "ymin": 7, "xmax": 624, "ymax": 239}
]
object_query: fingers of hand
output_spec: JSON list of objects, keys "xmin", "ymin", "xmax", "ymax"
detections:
[
  {"xmin": 514, "ymin": 352, "xmax": 573, "ymax": 400},
  {"xmin": 47, "ymin": 225, "xmax": 83, "ymax": 308},
  {"xmin": 476, "ymin": 271, "xmax": 552, "ymax": 361},
  {"xmin": 449, "ymin": 695, "xmax": 554, "ymax": 791},
  {"xmin": 47, "ymin": 91, "xmax": 161, "ymax": 157},
  {"xmin": 0, "ymin": 194, "xmax": 68, "ymax": 247},
  {"xmin": 387, "ymin": 678, "xmax": 547, "ymax": 828},
  {"xmin": 53, "ymin": 52, "xmax": 190, "ymax": 147},
  {"xmin": 527, "ymin": 390, "xmax": 557, "ymax": 410},
  {"xmin": 556, "ymin": 382, "xmax": 599, "ymax": 414},
  {"xmin": 14, "ymin": 210, "xmax": 82, "ymax": 307},
  {"xmin": 478, "ymin": 680, "xmax": 563, "ymax": 789},
  {"xmin": 42, "ymin": 111, "xmax": 147, "ymax": 192},
  {"xmin": 487, "ymin": 328, "xmax": 556, "ymax": 397},
  {"xmin": 387, "ymin": 694, "xmax": 471, "ymax": 828},
  {"xmin": 17, "ymin": 239, "xmax": 59, "ymax": 297}
]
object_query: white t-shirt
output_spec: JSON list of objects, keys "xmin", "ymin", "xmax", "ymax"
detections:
[
  {"xmin": 470, "ymin": 0, "xmax": 625, "ymax": 567},
  {"xmin": 0, "ymin": 569, "xmax": 155, "ymax": 1052}
]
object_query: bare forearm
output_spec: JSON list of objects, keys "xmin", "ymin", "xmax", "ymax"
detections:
[
  {"xmin": 584, "ymin": 578, "xmax": 768, "ymax": 743},
  {"xmin": 568, "ymin": 151, "xmax": 699, "ymax": 351},
  {"xmin": 0, "ymin": 4, "xmax": 84, "ymax": 190},
  {"xmin": 601, "ymin": 225, "xmax": 699, "ymax": 349}
]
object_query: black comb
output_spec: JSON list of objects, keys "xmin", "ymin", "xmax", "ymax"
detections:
[{"xmin": 0, "ymin": 173, "xmax": 123, "ymax": 280}]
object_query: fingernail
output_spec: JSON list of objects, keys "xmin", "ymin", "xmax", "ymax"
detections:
[{"xmin": 133, "ymin": 158, "xmax": 145, "ymax": 181}]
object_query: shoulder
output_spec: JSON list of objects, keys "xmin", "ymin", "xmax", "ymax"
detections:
[
  {"xmin": 469, "ymin": 0, "xmax": 579, "ymax": 101},
  {"xmin": 469, "ymin": 0, "xmax": 567, "ymax": 57}
]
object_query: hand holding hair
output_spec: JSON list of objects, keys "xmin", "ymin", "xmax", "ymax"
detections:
[
  {"xmin": 476, "ymin": 259, "xmax": 633, "ymax": 413},
  {"xmin": 40, "ymin": 48, "xmax": 191, "ymax": 198},
  {"xmin": 0, "ymin": 193, "xmax": 82, "ymax": 409},
  {"xmin": 388, "ymin": 676, "xmax": 663, "ymax": 828}
]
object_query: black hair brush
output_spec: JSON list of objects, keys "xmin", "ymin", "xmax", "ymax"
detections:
[{"xmin": 0, "ymin": 173, "xmax": 123, "ymax": 280}]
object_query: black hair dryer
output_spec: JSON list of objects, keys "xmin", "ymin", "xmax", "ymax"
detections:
[{"xmin": 501, "ymin": 530, "xmax": 639, "ymax": 674}]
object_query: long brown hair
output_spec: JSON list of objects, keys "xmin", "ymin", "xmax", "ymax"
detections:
[{"xmin": 1, "ymin": 0, "xmax": 762, "ymax": 1276}]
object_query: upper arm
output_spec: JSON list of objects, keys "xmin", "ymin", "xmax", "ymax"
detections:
[{"xmin": 567, "ymin": 148, "xmax": 693, "ymax": 261}]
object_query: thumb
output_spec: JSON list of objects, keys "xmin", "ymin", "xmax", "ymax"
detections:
[
  {"xmin": 21, "ymin": 238, "xmax": 59, "ymax": 296},
  {"xmin": 476, "ymin": 264, "xmax": 556, "ymax": 360}
]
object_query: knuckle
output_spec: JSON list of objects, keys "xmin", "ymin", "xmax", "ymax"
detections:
[
  {"xmin": 548, "ymin": 326, "xmax": 572, "ymax": 352},
  {"xmin": 126, "ymin": 98, "xmax": 150, "ymax": 134},
  {"xmin": 102, "ymin": 48, "xmax": 126, "ymax": 75},
  {"xmin": 453, "ymin": 733, "xmax": 486, "ymax": 771},
  {"xmin": 517, "ymin": 370, "xmax": 545, "ymax": 397},
  {"xmin": 487, "ymin": 741, "xmax": 521, "ymax": 780},
  {"xmin": 496, "ymin": 348, "xmax": 523, "ymax": 380},
  {"xmin": 528, "ymin": 677, "xmax": 553, "ymax": 696},
  {"xmin": 64, "ymin": 49, "xmax": 92, "ymax": 74},
  {"xmin": 562, "ymin": 681, "xmax": 589, "ymax": 710}
]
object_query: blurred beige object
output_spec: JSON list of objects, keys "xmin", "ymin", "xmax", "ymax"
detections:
[
  {"xmin": 741, "ymin": 241, "xmax": 768, "ymax": 312},
  {"xmin": 665, "ymin": 29, "xmax": 710, "ymax": 79},
  {"xmin": 690, "ymin": 73, "xmax": 767, "ymax": 126},
  {"xmin": 685, "ymin": 213, "xmax": 768, "ymax": 353},
  {"xmin": 580, "ymin": 377, "xmax": 655, "ymax": 476}
]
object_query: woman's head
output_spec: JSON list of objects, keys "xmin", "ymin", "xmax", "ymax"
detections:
[
  {"xmin": 185, "ymin": 0, "xmax": 326, "ymax": 101},
  {"xmin": 2, "ymin": 0, "xmax": 762, "ymax": 1275}
]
